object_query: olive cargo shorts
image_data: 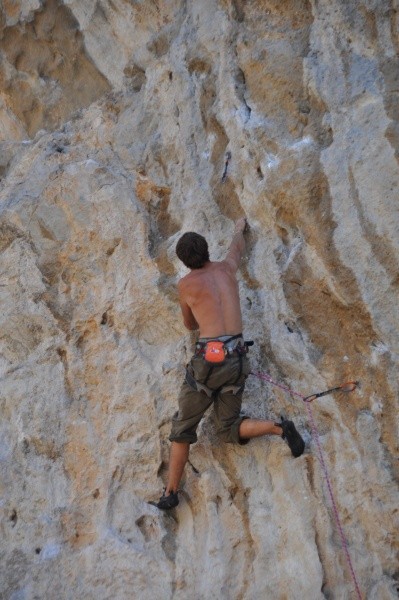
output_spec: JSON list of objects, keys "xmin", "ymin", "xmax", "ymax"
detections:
[{"xmin": 169, "ymin": 354, "xmax": 251, "ymax": 445}]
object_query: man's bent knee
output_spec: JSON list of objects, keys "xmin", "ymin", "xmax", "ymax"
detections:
[{"xmin": 217, "ymin": 416, "xmax": 250, "ymax": 446}]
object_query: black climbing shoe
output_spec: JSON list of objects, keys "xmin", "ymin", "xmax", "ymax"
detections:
[
  {"xmin": 278, "ymin": 418, "xmax": 305, "ymax": 458},
  {"xmin": 155, "ymin": 490, "xmax": 179, "ymax": 510}
]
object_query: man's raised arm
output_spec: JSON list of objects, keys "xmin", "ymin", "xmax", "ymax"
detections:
[{"xmin": 224, "ymin": 217, "xmax": 247, "ymax": 272}]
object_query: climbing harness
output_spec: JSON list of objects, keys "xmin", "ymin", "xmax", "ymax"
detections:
[
  {"xmin": 185, "ymin": 335, "xmax": 253, "ymax": 399},
  {"xmin": 195, "ymin": 334, "xmax": 252, "ymax": 365},
  {"xmin": 251, "ymin": 370, "xmax": 362, "ymax": 600}
]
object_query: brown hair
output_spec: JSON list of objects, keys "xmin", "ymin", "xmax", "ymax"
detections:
[{"xmin": 176, "ymin": 232, "xmax": 210, "ymax": 269}]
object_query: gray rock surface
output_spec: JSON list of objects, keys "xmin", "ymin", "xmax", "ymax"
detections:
[{"xmin": 0, "ymin": 1, "xmax": 398, "ymax": 598}]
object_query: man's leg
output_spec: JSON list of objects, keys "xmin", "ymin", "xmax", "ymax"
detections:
[
  {"xmin": 239, "ymin": 419, "xmax": 282, "ymax": 438},
  {"xmin": 156, "ymin": 441, "xmax": 190, "ymax": 509},
  {"xmin": 165, "ymin": 441, "xmax": 190, "ymax": 495},
  {"xmin": 214, "ymin": 371, "xmax": 305, "ymax": 457},
  {"xmin": 239, "ymin": 417, "xmax": 305, "ymax": 457}
]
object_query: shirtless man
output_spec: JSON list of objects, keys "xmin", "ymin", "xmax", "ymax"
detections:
[{"xmin": 156, "ymin": 218, "xmax": 304, "ymax": 509}]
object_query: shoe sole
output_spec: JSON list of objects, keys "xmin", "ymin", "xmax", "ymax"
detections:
[{"xmin": 282, "ymin": 421, "xmax": 305, "ymax": 458}]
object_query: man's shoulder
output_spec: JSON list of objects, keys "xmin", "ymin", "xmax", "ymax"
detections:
[
  {"xmin": 178, "ymin": 261, "xmax": 231, "ymax": 285},
  {"xmin": 177, "ymin": 272, "xmax": 197, "ymax": 294},
  {"xmin": 215, "ymin": 258, "xmax": 236, "ymax": 273},
  {"xmin": 178, "ymin": 264, "xmax": 212, "ymax": 289},
  {"xmin": 177, "ymin": 272, "xmax": 193, "ymax": 287}
]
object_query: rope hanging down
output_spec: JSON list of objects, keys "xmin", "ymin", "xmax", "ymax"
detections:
[{"xmin": 251, "ymin": 371, "xmax": 363, "ymax": 600}]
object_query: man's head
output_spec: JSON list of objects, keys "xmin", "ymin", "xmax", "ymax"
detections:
[{"xmin": 176, "ymin": 232, "xmax": 210, "ymax": 269}]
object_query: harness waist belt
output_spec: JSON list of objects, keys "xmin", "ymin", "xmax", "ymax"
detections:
[
  {"xmin": 195, "ymin": 334, "xmax": 254, "ymax": 357},
  {"xmin": 198, "ymin": 333, "xmax": 243, "ymax": 352}
]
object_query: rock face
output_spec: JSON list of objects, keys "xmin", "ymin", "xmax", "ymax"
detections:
[{"xmin": 0, "ymin": 1, "xmax": 398, "ymax": 598}]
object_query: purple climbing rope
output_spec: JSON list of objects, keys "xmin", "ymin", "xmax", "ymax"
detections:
[{"xmin": 251, "ymin": 370, "xmax": 363, "ymax": 600}]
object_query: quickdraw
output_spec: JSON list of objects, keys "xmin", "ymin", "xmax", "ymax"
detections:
[
  {"xmin": 251, "ymin": 371, "xmax": 359, "ymax": 404},
  {"xmin": 303, "ymin": 381, "xmax": 358, "ymax": 403}
]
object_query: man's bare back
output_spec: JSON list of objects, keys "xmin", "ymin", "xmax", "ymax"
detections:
[
  {"xmin": 178, "ymin": 261, "xmax": 242, "ymax": 337},
  {"xmin": 177, "ymin": 218, "xmax": 247, "ymax": 338}
]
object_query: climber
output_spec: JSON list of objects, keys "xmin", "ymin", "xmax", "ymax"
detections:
[{"xmin": 155, "ymin": 218, "xmax": 305, "ymax": 510}]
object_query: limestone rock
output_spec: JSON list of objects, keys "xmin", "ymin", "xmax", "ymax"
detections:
[{"xmin": 0, "ymin": 1, "xmax": 398, "ymax": 599}]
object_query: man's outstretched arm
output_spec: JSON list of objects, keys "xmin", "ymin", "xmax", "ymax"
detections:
[{"xmin": 224, "ymin": 217, "xmax": 247, "ymax": 272}]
